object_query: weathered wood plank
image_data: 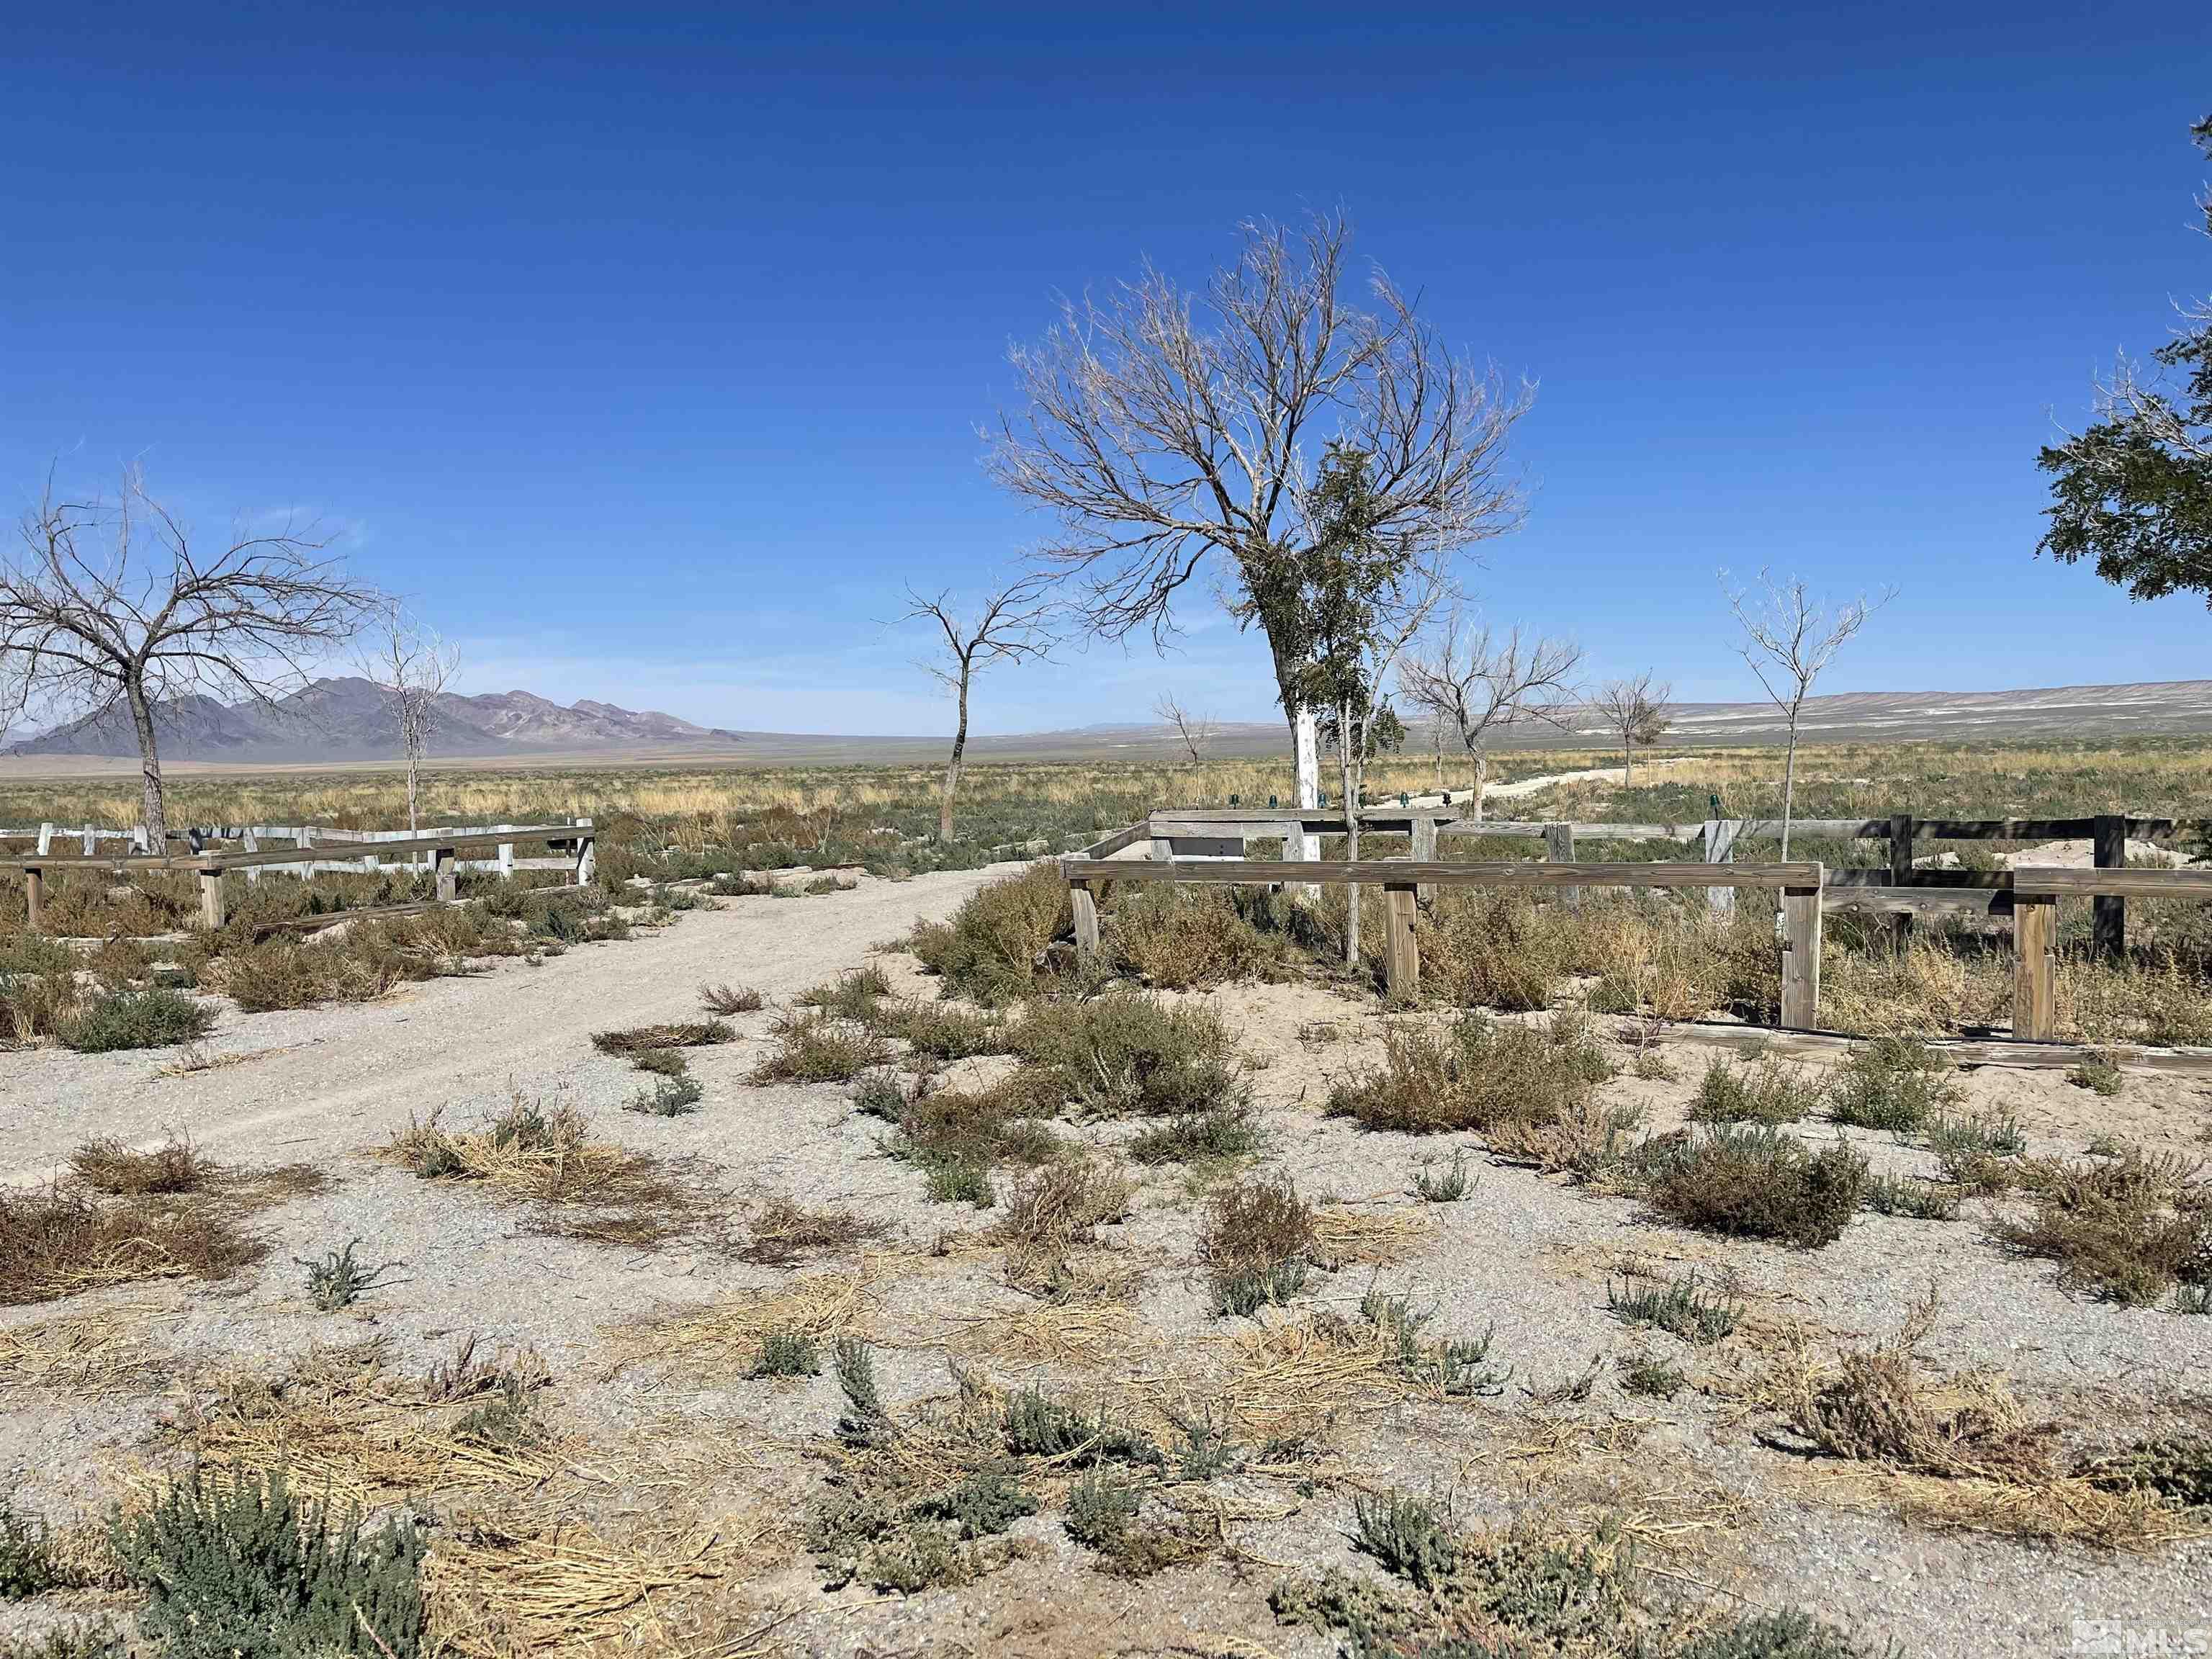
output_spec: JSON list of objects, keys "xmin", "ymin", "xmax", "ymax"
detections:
[
  {"xmin": 2093, "ymin": 814, "xmax": 2126, "ymax": 963},
  {"xmin": 2013, "ymin": 894, "xmax": 2058, "ymax": 1040},
  {"xmin": 2013, "ymin": 867, "xmax": 2212, "ymax": 899},
  {"xmin": 1385, "ymin": 884, "xmax": 1419, "ymax": 1000},
  {"xmin": 1822, "ymin": 886, "xmax": 2017, "ymax": 917},
  {"xmin": 0, "ymin": 822, "xmax": 585, "ymax": 874},
  {"xmin": 1630, "ymin": 1019, "xmax": 2212, "ymax": 1076},
  {"xmin": 1080, "ymin": 821, "xmax": 1152, "ymax": 860},
  {"xmin": 1058, "ymin": 858, "xmax": 1821, "ymax": 889},
  {"xmin": 1069, "ymin": 878, "xmax": 1100, "ymax": 961},
  {"xmin": 1781, "ymin": 873, "xmax": 1823, "ymax": 1030},
  {"xmin": 199, "ymin": 868, "xmax": 226, "ymax": 930}
]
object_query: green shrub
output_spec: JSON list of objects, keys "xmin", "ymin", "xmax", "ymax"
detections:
[
  {"xmin": 1421, "ymin": 890, "xmax": 1570, "ymax": 1012},
  {"xmin": 1108, "ymin": 885, "xmax": 1287, "ymax": 989},
  {"xmin": 1010, "ymin": 993, "xmax": 1245, "ymax": 1118},
  {"xmin": 1128, "ymin": 1104, "xmax": 1262, "ymax": 1164},
  {"xmin": 796, "ymin": 966, "xmax": 892, "ymax": 1020},
  {"xmin": 1863, "ymin": 1173, "xmax": 1959, "ymax": 1220},
  {"xmin": 2067, "ymin": 1049, "xmax": 2126, "ymax": 1097},
  {"xmin": 1618, "ymin": 1352, "xmax": 1687, "ymax": 1399},
  {"xmin": 699, "ymin": 982, "xmax": 763, "ymax": 1015},
  {"xmin": 2085, "ymin": 1437, "xmax": 2212, "ymax": 1508},
  {"xmin": 0, "ymin": 1627, "xmax": 127, "ymax": 1659},
  {"xmin": 590, "ymin": 1020, "xmax": 733, "ymax": 1054},
  {"xmin": 1323, "ymin": 1012, "xmax": 1611, "ymax": 1135},
  {"xmin": 1691, "ymin": 1055, "xmax": 1820, "ymax": 1125},
  {"xmin": 908, "ymin": 862, "xmax": 1070, "ymax": 1004},
  {"xmin": 1359, "ymin": 1289, "xmax": 1509, "ymax": 1397},
  {"xmin": 0, "ymin": 1498, "xmax": 57, "ymax": 1598},
  {"xmin": 750, "ymin": 1009, "xmax": 891, "ymax": 1083},
  {"xmin": 1062, "ymin": 1472, "xmax": 1141, "ymax": 1550},
  {"xmin": 850, "ymin": 1069, "xmax": 906, "ymax": 1119},
  {"xmin": 911, "ymin": 1464, "xmax": 1037, "ymax": 1539},
  {"xmin": 60, "ymin": 989, "xmax": 215, "ymax": 1053},
  {"xmin": 1412, "ymin": 1150, "xmax": 1474, "ymax": 1202},
  {"xmin": 887, "ymin": 999, "xmax": 1002, "ymax": 1060},
  {"xmin": 748, "ymin": 1327, "xmax": 822, "ymax": 1378},
  {"xmin": 833, "ymin": 1338, "xmax": 893, "ymax": 1448},
  {"xmin": 112, "ymin": 1466, "xmax": 426, "ymax": 1659},
  {"xmin": 1200, "ymin": 1174, "xmax": 1314, "ymax": 1316},
  {"xmin": 1678, "ymin": 1609, "xmax": 1884, "ymax": 1659},
  {"xmin": 1925, "ymin": 1109, "xmax": 2026, "ymax": 1190},
  {"xmin": 1826, "ymin": 1035, "xmax": 1959, "ymax": 1132},
  {"xmin": 1001, "ymin": 1388, "xmax": 1163, "ymax": 1468},
  {"xmin": 1606, "ymin": 1270, "xmax": 1740, "ymax": 1343},
  {"xmin": 296, "ymin": 1240, "xmax": 400, "ymax": 1311},
  {"xmin": 1350, "ymin": 1491, "xmax": 1459, "ymax": 1593},
  {"xmin": 625, "ymin": 1075, "xmax": 704, "ymax": 1116},
  {"xmin": 1640, "ymin": 1125, "xmax": 1868, "ymax": 1248}
]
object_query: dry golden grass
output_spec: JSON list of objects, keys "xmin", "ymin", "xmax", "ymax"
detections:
[
  {"xmin": 379, "ymin": 1097, "xmax": 714, "ymax": 1247},
  {"xmin": 151, "ymin": 1337, "xmax": 568, "ymax": 1511},
  {"xmin": 1308, "ymin": 1202, "xmax": 1435, "ymax": 1269},
  {"xmin": 0, "ymin": 1302, "xmax": 179, "ymax": 1395},
  {"xmin": 603, "ymin": 1270, "xmax": 876, "ymax": 1379}
]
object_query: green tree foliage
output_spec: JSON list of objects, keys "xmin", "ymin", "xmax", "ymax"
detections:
[{"xmin": 2039, "ymin": 117, "xmax": 2212, "ymax": 603}]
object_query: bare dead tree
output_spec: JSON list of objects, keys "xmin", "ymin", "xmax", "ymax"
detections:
[
  {"xmin": 901, "ymin": 573, "xmax": 1056, "ymax": 842},
  {"xmin": 1591, "ymin": 673, "xmax": 1672, "ymax": 785},
  {"xmin": 1152, "ymin": 690, "xmax": 1216, "ymax": 801},
  {"xmin": 1722, "ymin": 570, "xmax": 1889, "ymax": 858},
  {"xmin": 357, "ymin": 606, "xmax": 462, "ymax": 836},
  {"xmin": 1, "ymin": 467, "xmax": 382, "ymax": 849},
  {"xmin": 1397, "ymin": 609, "xmax": 1583, "ymax": 821},
  {"xmin": 987, "ymin": 212, "xmax": 1531, "ymax": 862}
]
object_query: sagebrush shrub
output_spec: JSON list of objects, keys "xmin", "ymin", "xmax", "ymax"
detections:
[
  {"xmin": 1108, "ymin": 885, "xmax": 1287, "ymax": 990},
  {"xmin": 1200, "ymin": 1174, "xmax": 1315, "ymax": 1316},
  {"xmin": 1826, "ymin": 1035, "xmax": 1959, "ymax": 1132},
  {"xmin": 1691, "ymin": 1055, "xmax": 1819, "ymax": 1125},
  {"xmin": 750, "ymin": 1009, "xmax": 891, "ymax": 1083},
  {"xmin": 61, "ymin": 989, "xmax": 215, "ymax": 1053},
  {"xmin": 1640, "ymin": 1125, "xmax": 1868, "ymax": 1248},
  {"xmin": 907, "ymin": 862, "xmax": 1070, "ymax": 1004},
  {"xmin": 112, "ymin": 1467, "xmax": 426, "ymax": 1659},
  {"xmin": 1010, "ymin": 994, "xmax": 1245, "ymax": 1118},
  {"xmin": 1323, "ymin": 1012, "xmax": 1611, "ymax": 1136}
]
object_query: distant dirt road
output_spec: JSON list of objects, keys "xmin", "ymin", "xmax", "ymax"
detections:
[{"xmin": 0, "ymin": 863, "xmax": 1017, "ymax": 1184}]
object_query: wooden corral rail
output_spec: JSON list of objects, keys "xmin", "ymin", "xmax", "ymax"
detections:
[
  {"xmin": 1061, "ymin": 837, "xmax": 1826, "ymax": 1028},
  {"xmin": 1, "ymin": 819, "xmax": 595, "ymax": 933},
  {"xmin": 1065, "ymin": 811, "xmax": 2212, "ymax": 1046}
]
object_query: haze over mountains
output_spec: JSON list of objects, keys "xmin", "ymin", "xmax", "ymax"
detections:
[{"xmin": 6, "ymin": 676, "xmax": 2210, "ymax": 768}]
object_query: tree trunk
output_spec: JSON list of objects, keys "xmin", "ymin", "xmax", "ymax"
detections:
[
  {"xmin": 1339, "ymin": 699, "xmax": 1359, "ymax": 966},
  {"xmin": 1473, "ymin": 747, "xmax": 1488, "ymax": 823},
  {"xmin": 1622, "ymin": 730, "xmax": 1632, "ymax": 784},
  {"xmin": 1292, "ymin": 705, "xmax": 1321, "ymax": 863},
  {"xmin": 1779, "ymin": 707, "xmax": 1800, "ymax": 862},
  {"xmin": 939, "ymin": 670, "xmax": 970, "ymax": 842},
  {"xmin": 125, "ymin": 680, "xmax": 168, "ymax": 851},
  {"xmin": 404, "ymin": 736, "xmax": 422, "ymax": 836}
]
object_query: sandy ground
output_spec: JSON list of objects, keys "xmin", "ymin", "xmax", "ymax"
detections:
[{"xmin": 4, "ymin": 868, "xmax": 2212, "ymax": 1658}]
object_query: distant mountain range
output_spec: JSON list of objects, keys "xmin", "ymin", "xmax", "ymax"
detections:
[
  {"xmin": 5, "ymin": 678, "xmax": 745, "ymax": 762},
  {"xmin": 7, "ymin": 676, "xmax": 2211, "ymax": 767}
]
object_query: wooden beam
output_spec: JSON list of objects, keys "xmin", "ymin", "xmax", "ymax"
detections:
[
  {"xmin": 0, "ymin": 822, "xmax": 586, "ymax": 874},
  {"xmin": 1058, "ymin": 858, "xmax": 1822, "ymax": 889},
  {"xmin": 1545, "ymin": 822, "xmax": 1578, "ymax": 907},
  {"xmin": 23, "ymin": 866, "xmax": 42, "ymax": 933},
  {"xmin": 2092, "ymin": 813, "xmax": 2125, "ymax": 964},
  {"xmin": 1626, "ymin": 1018, "xmax": 2212, "ymax": 1076},
  {"xmin": 2014, "ymin": 867, "xmax": 2212, "ymax": 899},
  {"xmin": 198, "ymin": 868, "xmax": 226, "ymax": 930},
  {"xmin": 1385, "ymin": 883, "xmax": 1419, "ymax": 1001},
  {"xmin": 1889, "ymin": 812, "xmax": 1913, "ymax": 949},
  {"xmin": 1069, "ymin": 878, "xmax": 1100, "ymax": 962},
  {"xmin": 2013, "ymin": 894, "xmax": 2058, "ymax": 1040},
  {"xmin": 1704, "ymin": 817, "xmax": 1738, "ymax": 916},
  {"xmin": 1079, "ymin": 820, "xmax": 1152, "ymax": 860},
  {"xmin": 1781, "ymin": 871, "xmax": 1823, "ymax": 1030},
  {"xmin": 1822, "ymin": 886, "xmax": 2016, "ymax": 917},
  {"xmin": 433, "ymin": 846, "xmax": 457, "ymax": 904}
]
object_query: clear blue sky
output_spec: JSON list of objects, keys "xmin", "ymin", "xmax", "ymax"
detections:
[{"xmin": 5, "ymin": 3, "xmax": 2208, "ymax": 735}]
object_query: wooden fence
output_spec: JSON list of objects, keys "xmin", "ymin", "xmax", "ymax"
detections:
[
  {"xmin": 1062, "ymin": 809, "xmax": 2212, "ymax": 1043},
  {"xmin": 0, "ymin": 819, "xmax": 595, "ymax": 933}
]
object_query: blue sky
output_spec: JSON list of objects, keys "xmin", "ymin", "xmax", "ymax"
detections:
[{"xmin": 4, "ymin": 3, "xmax": 2208, "ymax": 735}]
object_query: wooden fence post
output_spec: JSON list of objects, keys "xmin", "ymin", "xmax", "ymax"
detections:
[
  {"xmin": 2092, "ymin": 813, "xmax": 2126, "ymax": 964},
  {"xmin": 24, "ymin": 866, "xmax": 43, "ymax": 932},
  {"xmin": 1411, "ymin": 814, "xmax": 1437, "ymax": 902},
  {"xmin": 1703, "ymin": 818, "xmax": 1739, "ymax": 915},
  {"xmin": 1070, "ymin": 877, "xmax": 1100, "ymax": 962},
  {"xmin": 1385, "ymin": 882, "xmax": 1419, "ymax": 1001},
  {"xmin": 198, "ymin": 867, "xmax": 226, "ymax": 930},
  {"xmin": 1545, "ymin": 822, "xmax": 1578, "ymax": 907},
  {"xmin": 81, "ymin": 824, "xmax": 94, "ymax": 858},
  {"xmin": 573, "ymin": 817, "xmax": 595, "ymax": 886},
  {"xmin": 433, "ymin": 846, "xmax": 457, "ymax": 903},
  {"xmin": 36, "ymin": 823, "xmax": 52, "ymax": 856},
  {"xmin": 1889, "ymin": 813, "xmax": 1914, "ymax": 950},
  {"xmin": 2014, "ymin": 894, "xmax": 2058, "ymax": 1040},
  {"xmin": 1779, "ymin": 866, "xmax": 1823, "ymax": 1030},
  {"xmin": 243, "ymin": 829, "xmax": 261, "ymax": 884},
  {"xmin": 498, "ymin": 823, "xmax": 516, "ymax": 878}
]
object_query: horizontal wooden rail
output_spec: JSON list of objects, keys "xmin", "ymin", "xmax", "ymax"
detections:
[
  {"xmin": 0, "ymin": 823, "xmax": 585, "ymax": 875},
  {"xmin": 1076, "ymin": 821, "xmax": 1151, "ymax": 860},
  {"xmin": 2013, "ymin": 866, "xmax": 2212, "ymax": 899},
  {"xmin": 1823, "ymin": 886, "xmax": 2015, "ymax": 917},
  {"xmin": 1061, "ymin": 857, "xmax": 1821, "ymax": 889}
]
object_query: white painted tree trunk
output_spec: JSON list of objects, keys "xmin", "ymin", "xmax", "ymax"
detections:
[{"xmin": 1292, "ymin": 706, "xmax": 1321, "ymax": 863}]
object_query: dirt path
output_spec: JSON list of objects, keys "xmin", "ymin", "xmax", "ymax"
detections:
[{"xmin": 0, "ymin": 863, "xmax": 1016, "ymax": 1184}]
